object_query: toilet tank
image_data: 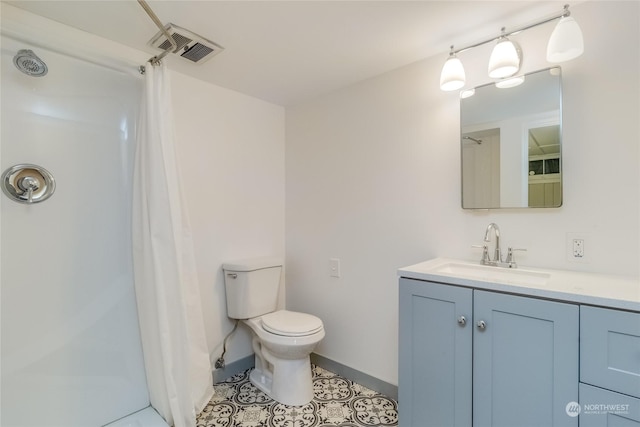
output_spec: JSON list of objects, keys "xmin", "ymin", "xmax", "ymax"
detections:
[{"xmin": 222, "ymin": 257, "xmax": 282, "ymax": 319}]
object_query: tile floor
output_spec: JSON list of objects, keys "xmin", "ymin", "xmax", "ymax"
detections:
[{"xmin": 196, "ymin": 365, "xmax": 398, "ymax": 427}]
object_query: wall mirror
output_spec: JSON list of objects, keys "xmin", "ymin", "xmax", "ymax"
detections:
[{"xmin": 461, "ymin": 67, "xmax": 562, "ymax": 209}]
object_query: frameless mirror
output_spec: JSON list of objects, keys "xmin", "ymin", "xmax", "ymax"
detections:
[{"xmin": 461, "ymin": 67, "xmax": 562, "ymax": 209}]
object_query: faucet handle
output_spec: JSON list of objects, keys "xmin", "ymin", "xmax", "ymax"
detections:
[
  {"xmin": 472, "ymin": 244, "xmax": 490, "ymax": 264},
  {"xmin": 505, "ymin": 247, "xmax": 527, "ymax": 267}
]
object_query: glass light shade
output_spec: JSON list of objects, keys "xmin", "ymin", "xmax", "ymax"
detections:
[
  {"xmin": 460, "ymin": 88, "xmax": 475, "ymax": 99},
  {"xmin": 488, "ymin": 39, "xmax": 521, "ymax": 79},
  {"xmin": 495, "ymin": 75, "xmax": 525, "ymax": 88},
  {"xmin": 546, "ymin": 16, "xmax": 584, "ymax": 62},
  {"xmin": 440, "ymin": 55, "xmax": 465, "ymax": 91}
]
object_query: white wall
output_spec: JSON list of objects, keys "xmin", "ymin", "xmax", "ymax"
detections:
[
  {"xmin": 1, "ymin": 3, "xmax": 287, "ymax": 370},
  {"xmin": 5, "ymin": 0, "xmax": 638, "ymax": 392},
  {"xmin": 171, "ymin": 72, "xmax": 285, "ymax": 365},
  {"xmin": 285, "ymin": 1, "xmax": 639, "ymax": 387}
]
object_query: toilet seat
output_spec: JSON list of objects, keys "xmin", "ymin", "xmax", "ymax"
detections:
[{"xmin": 261, "ymin": 310, "xmax": 323, "ymax": 337}]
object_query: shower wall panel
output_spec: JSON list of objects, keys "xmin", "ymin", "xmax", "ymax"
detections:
[{"xmin": 0, "ymin": 37, "xmax": 150, "ymax": 426}]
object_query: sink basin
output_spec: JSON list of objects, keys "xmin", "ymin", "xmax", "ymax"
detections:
[{"xmin": 432, "ymin": 262, "xmax": 551, "ymax": 287}]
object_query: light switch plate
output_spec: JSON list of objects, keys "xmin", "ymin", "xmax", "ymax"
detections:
[{"xmin": 329, "ymin": 258, "xmax": 341, "ymax": 278}]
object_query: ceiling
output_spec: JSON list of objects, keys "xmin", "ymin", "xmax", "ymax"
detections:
[{"xmin": 4, "ymin": 1, "xmax": 569, "ymax": 106}]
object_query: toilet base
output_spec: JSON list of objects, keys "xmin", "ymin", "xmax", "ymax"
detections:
[
  {"xmin": 250, "ymin": 353, "xmax": 314, "ymax": 407},
  {"xmin": 242, "ymin": 316, "xmax": 324, "ymax": 407},
  {"xmin": 249, "ymin": 367, "xmax": 273, "ymax": 397}
]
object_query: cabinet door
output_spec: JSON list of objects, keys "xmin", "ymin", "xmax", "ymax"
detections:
[
  {"xmin": 581, "ymin": 306, "xmax": 640, "ymax": 399},
  {"xmin": 580, "ymin": 383, "xmax": 640, "ymax": 426},
  {"xmin": 473, "ymin": 291, "xmax": 579, "ymax": 427},
  {"xmin": 399, "ymin": 279, "xmax": 472, "ymax": 427}
]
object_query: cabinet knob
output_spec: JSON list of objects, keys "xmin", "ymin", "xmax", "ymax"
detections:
[
  {"xmin": 457, "ymin": 316, "xmax": 467, "ymax": 326},
  {"xmin": 476, "ymin": 320, "xmax": 487, "ymax": 330}
]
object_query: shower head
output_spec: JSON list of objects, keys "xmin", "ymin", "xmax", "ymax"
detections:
[{"xmin": 13, "ymin": 49, "xmax": 48, "ymax": 77}]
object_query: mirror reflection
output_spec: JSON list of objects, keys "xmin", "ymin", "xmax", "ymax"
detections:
[{"xmin": 461, "ymin": 67, "xmax": 562, "ymax": 209}]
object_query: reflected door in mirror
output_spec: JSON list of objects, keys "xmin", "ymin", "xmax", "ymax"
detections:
[{"xmin": 461, "ymin": 67, "xmax": 562, "ymax": 209}]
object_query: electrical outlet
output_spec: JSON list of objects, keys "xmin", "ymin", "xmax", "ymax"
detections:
[
  {"xmin": 566, "ymin": 233, "xmax": 588, "ymax": 263},
  {"xmin": 572, "ymin": 239, "xmax": 584, "ymax": 258}
]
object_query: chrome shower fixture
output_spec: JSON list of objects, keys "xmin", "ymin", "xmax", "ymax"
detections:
[
  {"xmin": 13, "ymin": 49, "xmax": 48, "ymax": 77},
  {"xmin": 1, "ymin": 164, "xmax": 56, "ymax": 204}
]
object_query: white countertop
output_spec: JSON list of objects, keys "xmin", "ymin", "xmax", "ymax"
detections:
[{"xmin": 398, "ymin": 258, "xmax": 640, "ymax": 312}]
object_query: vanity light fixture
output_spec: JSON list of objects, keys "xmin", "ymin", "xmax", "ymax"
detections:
[
  {"xmin": 488, "ymin": 31, "xmax": 521, "ymax": 79},
  {"xmin": 440, "ymin": 4, "xmax": 583, "ymax": 91},
  {"xmin": 495, "ymin": 75, "xmax": 525, "ymax": 89},
  {"xmin": 439, "ymin": 46, "xmax": 466, "ymax": 91},
  {"xmin": 459, "ymin": 88, "xmax": 475, "ymax": 99},
  {"xmin": 547, "ymin": 13, "xmax": 584, "ymax": 62}
]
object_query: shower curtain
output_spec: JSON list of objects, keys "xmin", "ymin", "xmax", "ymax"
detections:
[{"xmin": 133, "ymin": 61, "xmax": 213, "ymax": 427}]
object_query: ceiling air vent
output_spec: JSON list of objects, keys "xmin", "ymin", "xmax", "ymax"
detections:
[{"xmin": 149, "ymin": 23, "xmax": 224, "ymax": 64}]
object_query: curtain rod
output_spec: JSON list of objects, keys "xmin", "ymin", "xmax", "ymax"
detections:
[{"xmin": 137, "ymin": 0, "xmax": 176, "ymax": 66}]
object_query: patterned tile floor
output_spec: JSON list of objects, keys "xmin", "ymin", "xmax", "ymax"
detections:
[{"xmin": 196, "ymin": 365, "xmax": 398, "ymax": 427}]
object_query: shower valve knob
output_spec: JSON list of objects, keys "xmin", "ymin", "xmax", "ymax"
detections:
[
  {"xmin": 1, "ymin": 164, "xmax": 55, "ymax": 204},
  {"xmin": 18, "ymin": 176, "xmax": 39, "ymax": 192}
]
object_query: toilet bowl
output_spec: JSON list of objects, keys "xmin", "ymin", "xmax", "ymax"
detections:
[
  {"xmin": 222, "ymin": 257, "xmax": 325, "ymax": 407},
  {"xmin": 244, "ymin": 310, "xmax": 324, "ymax": 406}
]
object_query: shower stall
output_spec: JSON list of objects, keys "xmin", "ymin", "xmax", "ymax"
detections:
[{"xmin": 0, "ymin": 32, "xmax": 157, "ymax": 426}]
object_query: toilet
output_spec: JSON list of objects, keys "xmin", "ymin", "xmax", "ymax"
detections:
[{"xmin": 222, "ymin": 257, "xmax": 325, "ymax": 406}]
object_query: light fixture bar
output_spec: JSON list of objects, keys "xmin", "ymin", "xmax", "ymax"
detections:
[{"xmin": 451, "ymin": 4, "xmax": 571, "ymax": 56}]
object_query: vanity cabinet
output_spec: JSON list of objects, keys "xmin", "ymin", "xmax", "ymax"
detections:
[
  {"xmin": 399, "ymin": 278, "xmax": 579, "ymax": 427},
  {"xmin": 579, "ymin": 306, "xmax": 640, "ymax": 426},
  {"xmin": 473, "ymin": 290, "xmax": 578, "ymax": 427},
  {"xmin": 398, "ymin": 279, "xmax": 472, "ymax": 427},
  {"xmin": 579, "ymin": 384, "xmax": 640, "ymax": 426}
]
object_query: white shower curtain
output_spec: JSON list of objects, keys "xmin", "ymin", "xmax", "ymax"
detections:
[{"xmin": 132, "ymin": 61, "xmax": 213, "ymax": 427}]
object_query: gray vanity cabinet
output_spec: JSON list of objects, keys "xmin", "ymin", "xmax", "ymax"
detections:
[
  {"xmin": 579, "ymin": 306, "xmax": 640, "ymax": 426},
  {"xmin": 472, "ymin": 290, "xmax": 579, "ymax": 427},
  {"xmin": 399, "ymin": 278, "xmax": 579, "ymax": 427},
  {"xmin": 579, "ymin": 384, "xmax": 640, "ymax": 426},
  {"xmin": 580, "ymin": 306, "xmax": 640, "ymax": 399},
  {"xmin": 398, "ymin": 279, "xmax": 473, "ymax": 427}
]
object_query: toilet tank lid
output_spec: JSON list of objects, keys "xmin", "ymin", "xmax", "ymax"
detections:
[{"xmin": 222, "ymin": 256, "xmax": 282, "ymax": 272}]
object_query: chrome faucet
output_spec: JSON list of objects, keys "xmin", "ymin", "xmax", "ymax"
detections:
[
  {"xmin": 475, "ymin": 222, "xmax": 527, "ymax": 268},
  {"xmin": 484, "ymin": 222, "xmax": 501, "ymax": 263}
]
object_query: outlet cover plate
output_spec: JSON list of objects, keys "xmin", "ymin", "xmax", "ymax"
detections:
[{"xmin": 566, "ymin": 232, "xmax": 589, "ymax": 263}]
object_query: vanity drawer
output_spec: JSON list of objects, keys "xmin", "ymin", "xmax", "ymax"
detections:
[
  {"xmin": 581, "ymin": 306, "xmax": 640, "ymax": 398},
  {"xmin": 579, "ymin": 383, "xmax": 640, "ymax": 426}
]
